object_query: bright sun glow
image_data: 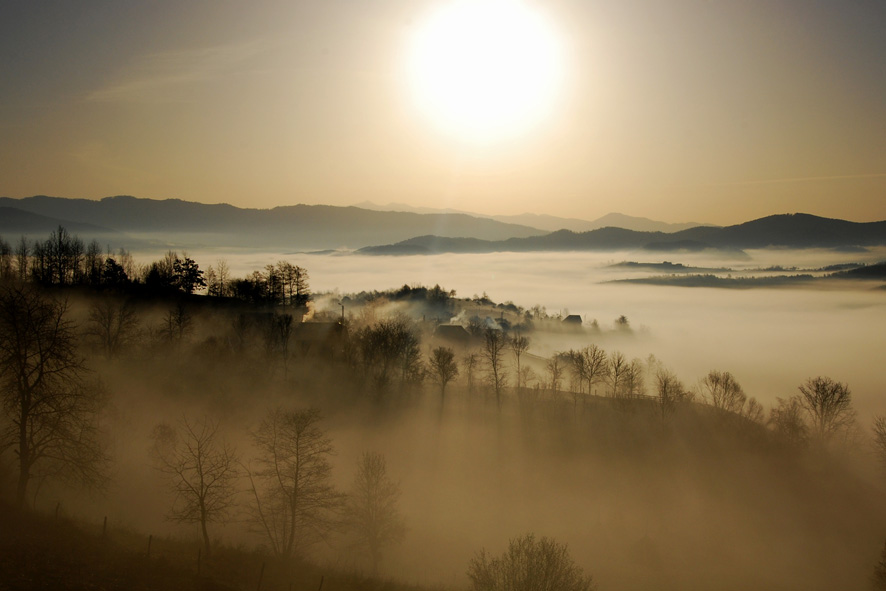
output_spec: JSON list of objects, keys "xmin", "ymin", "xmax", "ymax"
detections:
[{"xmin": 406, "ymin": 0, "xmax": 564, "ymax": 143}]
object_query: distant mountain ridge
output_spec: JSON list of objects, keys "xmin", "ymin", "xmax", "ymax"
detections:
[
  {"xmin": 3, "ymin": 197, "xmax": 882, "ymax": 255},
  {"xmin": 0, "ymin": 195, "xmax": 546, "ymax": 250},
  {"xmin": 0, "ymin": 206, "xmax": 120, "ymax": 237},
  {"xmin": 354, "ymin": 200, "xmax": 709, "ymax": 233},
  {"xmin": 358, "ymin": 214, "xmax": 886, "ymax": 255}
]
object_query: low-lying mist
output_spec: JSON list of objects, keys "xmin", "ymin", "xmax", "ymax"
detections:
[
  {"xmin": 176, "ymin": 247, "xmax": 886, "ymax": 414},
  {"xmin": 4, "ymin": 244, "xmax": 885, "ymax": 591}
]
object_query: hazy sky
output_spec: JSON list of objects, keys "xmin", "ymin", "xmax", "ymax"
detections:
[{"xmin": 1, "ymin": 0, "xmax": 884, "ymax": 224}]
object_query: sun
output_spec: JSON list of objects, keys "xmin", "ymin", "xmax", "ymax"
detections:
[{"xmin": 405, "ymin": 0, "xmax": 564, "ymax": 143}]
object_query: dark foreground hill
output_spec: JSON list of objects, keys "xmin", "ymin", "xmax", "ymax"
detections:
[{"xmin": 0, "ymin": 504, "xmax": 433, "ymax": 591}]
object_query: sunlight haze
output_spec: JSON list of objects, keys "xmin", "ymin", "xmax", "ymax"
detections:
[{"xmin": 1, "ymin": 0, "xmax": 885, "ymax": 223}]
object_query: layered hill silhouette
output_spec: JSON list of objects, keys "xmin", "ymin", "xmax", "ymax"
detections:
[
  {"xmin": 0, "ymin": 195, "xmax": 545, "ymax": 250},
  {"xmin": 354, "ymin": 201, "xmax": 708, "ymax": 233},
  {"xmin": 358, "ymin": 214, "xmax": 886, "ymax": 255},
  {"xmin": 2, "ymin": 196, "xmax": 883, "ymax": 254}
]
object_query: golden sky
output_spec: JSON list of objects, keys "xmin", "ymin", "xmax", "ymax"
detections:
[{"xmin": 1, "ymin": 0, "xmax": 884, "ymax": 224}]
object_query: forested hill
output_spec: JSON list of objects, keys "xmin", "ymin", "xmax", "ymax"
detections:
[
  {"xmin": 0, "ymin": 195, "xmax": 545, "ymax": 250},
  {"xmin": 358, "ymin": 214, "xmax": 886, "ymax": 254}
]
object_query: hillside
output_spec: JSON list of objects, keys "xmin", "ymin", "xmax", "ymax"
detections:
[{"xmin": 0, "ymin": 504, "xmax": 431, "ymax": 591}]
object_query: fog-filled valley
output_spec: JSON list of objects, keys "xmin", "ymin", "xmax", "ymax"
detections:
[
  {"xmin": 2, "ymin": 230, "xmax": 886, "ymax": 590},
  {"xmin": 193, "ymin": 246, "xmax": 886, "ymax": 413}
]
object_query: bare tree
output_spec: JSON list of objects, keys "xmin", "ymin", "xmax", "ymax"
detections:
[
  {"xmin": 769, "ymin": 396, "xmax": 808, "ymax": 447},
  {"xmin": 698, "ymin": 370, "xmax": 746, "ymax": 414},
  {"xmin": 0, "ymin": 285, "xmax": 107, "ymax": 507},
  {"xmin": 608, "ymin": 351, "xmax": 628, "ymax": 398},
  {"xmin": 83, "ymin": 239, "xmax": 102, "ymax": 285},
  {"xmin": 481, "ymin": 328, "xmax": 508, "ymax": 408},
  {"xmin": 564, "ymin": 345, "xmax": 609, "ymax": 408},
  {"xmin": 14, "ymin": 236, "xmax": 29, "ymax": 281},
  {"xmin": 655, "ymin": 368, "xmax": 686, "ymax": 422},
  {"xmin": 207, "ymin": 258, "xmax": 230, "ymax": 298},
  {"xmin": 429, "ymin": 346, "xmax": 459, "ymax": 406},
  {"xmin": 162, "ymin": 301, "xmax": 194, "ymax": 344},
  {"xmin": 277, "ymin": 262, "xmax": 311, "ymax": 308},
  {"xmin": 798, "ymin": 376, "xmax": 855, "ymax": 442},
  {"xmin": 248, "ymin": 407, "xmax": 344, "ymax": 558},
  {"xmin": 546, "ymin": 356, "xmax": 564, "ymax": 395},
  {"xmin": 467, "ymin": 533, "xmax": 596, "ymax": 591},
  {"xmin": 344, "ymin": 452, "xmax": 406, "ymax": 576},
  {"xmin": 621, "ymin": 358, "xmax": 645, "ymax": 399},
  {"xmin": 741, "ymin": 397, "xmax": 765, "ymax": 424},
  {"xmin": 510, "ymin": 334, "xmax": 530, "ymax": 390},
  {"xmin": 151, "ymin": 416, "xmax": 240, "ymax": 557},
  {"xmin": 581, "ymin": 345, "xmax": 609, "ymax": 397},
  {"xmin": 86, "ymin": 297, "xmax": 139, "ymax": 359},
  {"xmin": 463, "ymin": 353, "xmax": 479, "ymax": 393}
]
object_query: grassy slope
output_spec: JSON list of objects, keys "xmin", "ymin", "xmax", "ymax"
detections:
[{"xmin": 0, "ymin": 504, "xmax": 438, "ymax": 591}]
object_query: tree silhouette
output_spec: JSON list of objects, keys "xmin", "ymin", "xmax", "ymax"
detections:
[
  {"xmin": 173, "ymin": 255, "xmax": 206, "ymax": 294},
  {"xmin": 511, "ymin": 334, "xmax": 530, "ymax": 390},
  {"xmin": 798, "ymin": 376, "xmax": 855, "ymax": 442},
  {"xmin": 698, "ymin": 370, "xmax": 746, "ymax": 414},
  {"xmin": 546, "ymin": 356, "xmax": 564, "ymax": 394},
  {"xmin": 151, "ymin": 416, "xmax": 239, "ymax": 557},
  {"xmin": 247, "ymin": 407, "xmax": 344, "ymax": 558},
  {"xmin": 0, "ymin": 284, "xmax": 107, "ymax": 507},
  {"xmin": 769, "ymin": 396, "xmax": 808, "ymax": 447},
  {"xmin": 482, "ymin": 328, "xmax": 508, "ymax": 408},
  {"xmin": 162, "ymin": 302, "xmax": 194, "ymax": 344},
  {"xmin": 564, "ymin": 345, "xmax": 609, "ymax": 407},
  {"xmin": 429, "ymin": 346, "xmax": 459, "ymax": 406},
  {"xmin": 344, "ymin": 452, "xmax": 406, "ymax": 576},
  {"xmin": 655, "ymin": 368, "xmax": 686, "ymax": 422},
  {"xmin": 86, "ymin": 297, "xmax": 139, "ymax": 359},
  {"xmin": 278, "ymin": 262, "xmax": 310, "ymax": 308},
  {"xmin": 609, "ymin": 351, "xmax": 628, "ymax": 398},
  {"xmin": 354, "ymin": 317, "xmax": 423, "ymax": 395},
  {"xmin": 101, "ymin": 257, "xmax": 129, "ymax": 287}
]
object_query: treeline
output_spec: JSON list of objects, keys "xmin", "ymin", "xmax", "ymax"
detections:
[{"xmin": 0, "ymin": 227, "xmax": 310, "ymax": 307}]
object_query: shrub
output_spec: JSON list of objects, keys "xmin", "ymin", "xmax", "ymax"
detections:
[{"xmin": 467, "ymin": 533, "xmax": 595, "ymax": 591}]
